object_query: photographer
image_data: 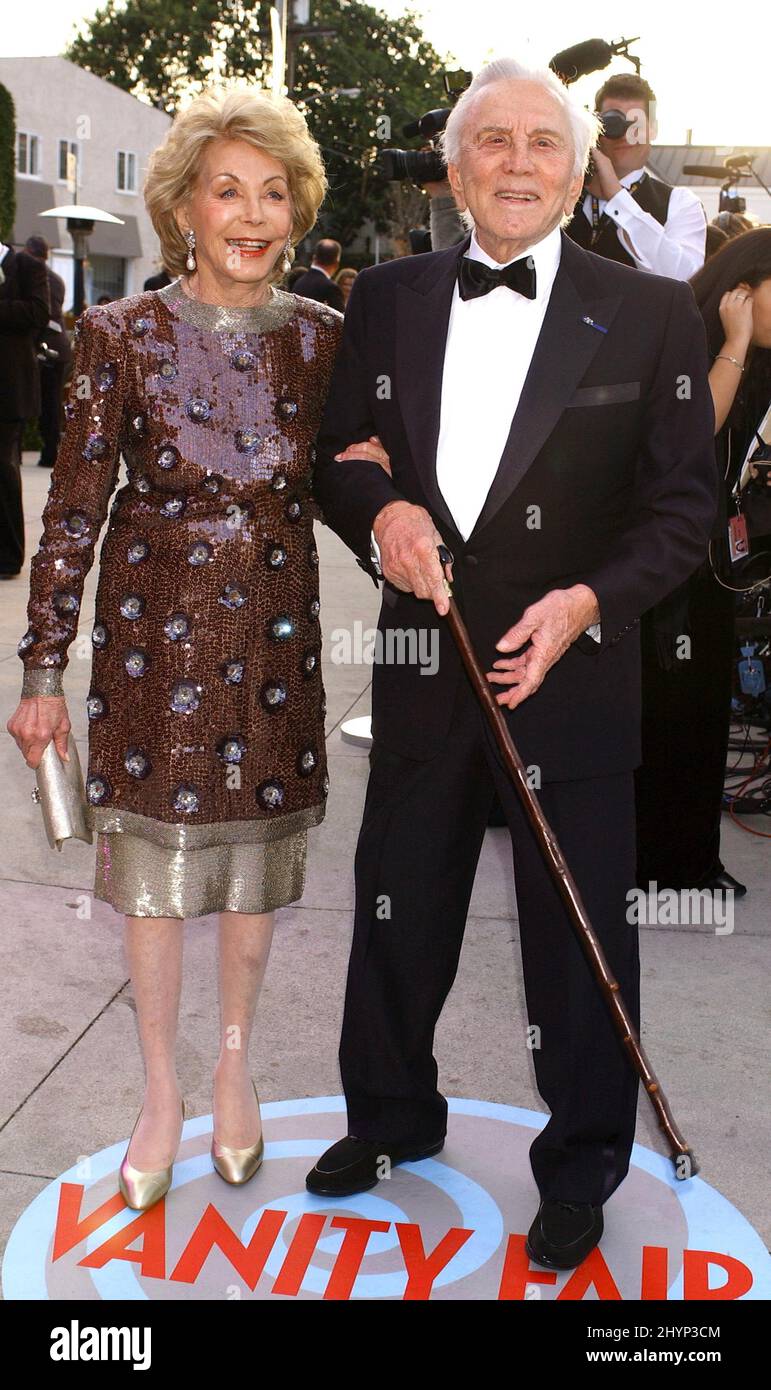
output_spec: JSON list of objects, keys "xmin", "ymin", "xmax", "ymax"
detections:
[{"xmin": 566, "ymin": 73, "xmax": 706, "ymax": 279}]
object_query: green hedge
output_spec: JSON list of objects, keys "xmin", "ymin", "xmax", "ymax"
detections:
[{"xmin": 0, "ymin": 84, "xmax": 16, "ymax": 243}]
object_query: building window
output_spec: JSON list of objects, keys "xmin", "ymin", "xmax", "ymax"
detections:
[
  {"xmin": 58, "ymin": 139, "xmax": 79, "ymax": 184},
  {"xmin": 87, "ymin": 255, "xmax": 126, "ymax": 305},
  {"xmin": 17, "ymin": 131, "xmax": 40, "ymax": 177},
  {"xmin": 116, "ymin": 150, "xmax": 137, "ymax": 193}
]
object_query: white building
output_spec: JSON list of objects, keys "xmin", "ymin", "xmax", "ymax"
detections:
[{"xmin": 0, "ymin": 56, "xmax": 171, "ymax": 308}]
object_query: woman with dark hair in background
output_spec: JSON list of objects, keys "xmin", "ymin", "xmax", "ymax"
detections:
[{"xmin": 635, "ymin": 228, "xmax": 771, "ymax": 895}]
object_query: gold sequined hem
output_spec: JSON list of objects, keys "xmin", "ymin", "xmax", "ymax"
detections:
[
  {"xmin": 94, "ymin": 827, "xmax": 307, "ymax": 918},
  {"xmin": 86, "ymin": 801, "xmax": 325, "ymax": 848}
]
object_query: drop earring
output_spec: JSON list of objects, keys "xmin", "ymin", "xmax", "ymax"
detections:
[
  {"xmin": 282, "ymin": 236, "xmax": 293, "ymax": 273},
  {"xmin": 185, "ymin": 229, "xmax": 196, "ymax": 272}
]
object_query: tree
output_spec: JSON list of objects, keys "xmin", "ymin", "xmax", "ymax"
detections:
[
  {"xmin": 65, "ymin": 0, "xmax": 456, "ymax": 251},
  {"xmin": 0, "ymin": 84, "xmax": 16, "ymax": 243}
]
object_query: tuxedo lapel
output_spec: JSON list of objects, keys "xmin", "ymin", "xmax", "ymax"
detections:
[
  {"xmin": 470, "ymin": 233, "xmax": 623, "ymax": 539},
  {"xmin": 394, "ymin": 230, "xmax": 622, "ymax": 545},
  {"xmin": 395, "ymin": 235, "xmax": 471, "ymax": 536}
]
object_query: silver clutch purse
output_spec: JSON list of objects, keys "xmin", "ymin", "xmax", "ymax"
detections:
[{"xmin": 30, "ymin": 732, "xmax": 93, "ymax": 851}]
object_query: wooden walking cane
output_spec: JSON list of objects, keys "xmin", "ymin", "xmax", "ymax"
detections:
[{"xmin": 435, "ymin": 544, "xmax": 699, "ymax": 1180}]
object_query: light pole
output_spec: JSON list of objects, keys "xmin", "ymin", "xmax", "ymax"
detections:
[{"xmin": 39, "ymin": 204, "xmax": 124, "ymax": 317}]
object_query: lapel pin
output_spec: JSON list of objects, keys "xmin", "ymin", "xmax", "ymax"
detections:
[{"xmin": 582, "ymin": 315, "xmax": 608, "ymax": 333}]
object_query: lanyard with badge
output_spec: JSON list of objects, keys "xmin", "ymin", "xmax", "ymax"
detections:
[{"xmin": 589, "ymin": 174, "xmax": 646, "ymax": 246}]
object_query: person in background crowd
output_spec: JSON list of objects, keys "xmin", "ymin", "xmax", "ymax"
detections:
[
  {"xmin": 713, "ymin": 211, "xmax": 755, "ymax": 239},
  {"xmin": 706, "ymin": 223, "xmax": 730, "ymax": 260},
  {"xmin": 566, "ymin": 72, "xmax": 706, "ymax": 280},
  {"xmin": 95, "ymin": 293, "xmax": 113, "ymax": 305},
  {"xmin": 286, "ymin": 263, "xmax": 308, "ymax": 290},
  {"xmin": 24, "ymin": 236, "xmax": 73, "ymax": 470},
  {"xmin": 0, "ymin": 239, "xmax": 50, "ymax": 578},
  {"xmin": 143, "ymin": 264, "xmax": 172, "ymax": 291},
  {"xmin": 636, "ymin": 228, "xmax": 771, "ymax": 898},
  {"xmin": 292, "ymin": 237, "xmax": 345, "ymax": 311},
  {"xmin": 334, "ymin": 266, "xmax": 357, "ymax": 308}
]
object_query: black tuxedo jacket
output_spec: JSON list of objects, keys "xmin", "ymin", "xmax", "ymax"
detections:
[
  {"xmin": 293, "ymin": 266, "xmax": 345, "ymax": 313},
  {"xmin": 312, "ymin": 230, "xmax": 718, "ymax": 780},
  {"xmin": 0, "ymin": 247, "xmax": 50, "ymax": 421}
]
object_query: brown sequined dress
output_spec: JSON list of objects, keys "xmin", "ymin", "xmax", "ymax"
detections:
[{"xmin": 18, "ymin": 278, "xmax": 342, "ymax": 918}]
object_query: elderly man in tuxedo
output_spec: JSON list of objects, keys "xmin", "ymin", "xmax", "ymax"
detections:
[{"xmin": 307, "ymin": 56, "xmax": 717, "ymax": 1269}]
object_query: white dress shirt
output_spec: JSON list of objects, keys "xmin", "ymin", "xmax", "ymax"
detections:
[
  {"xmin": 435, "ymin": 222, "xmax": 562, "ymax": 540},
  {"xmin": 581, "ymin": 166, "xmax": 706, "ymax": 280},
  {"xmin": 371, "ymin": 221, "xmax": 600, "ymax": 639}
]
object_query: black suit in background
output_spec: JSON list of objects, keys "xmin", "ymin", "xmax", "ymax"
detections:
[
  {"xmin": 37, "ymin": 264, "xmax": 73, "ymax": 468},
  {"xmin": 0, "ymin": 247, "xmax": 50, "ymax": 574},
  {"xmin": 143, "ymin": 269, "xmax": 172, "ymax": 291},
  {"xmin": 312, "ymin": 229, "xmax": 717, "ymax": 1204},
  {"xmin": 292, "ymin": 265, "xmax": 345, "ymax": 313}
]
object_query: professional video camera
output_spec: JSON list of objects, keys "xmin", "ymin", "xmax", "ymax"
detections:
[
  {"xmin": 682, "ymin": 152, "xmax": 771, "ymax": 215},
  {"xmin": 374, "ymin": 69, "xmax": 472, "ymax": 187}
]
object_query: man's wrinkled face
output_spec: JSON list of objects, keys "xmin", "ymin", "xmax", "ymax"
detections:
[{"xmin": 447, "ymin": 79, "xmax": 584, "ymax": 261}]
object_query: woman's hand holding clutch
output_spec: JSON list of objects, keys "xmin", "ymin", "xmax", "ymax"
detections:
[{"xmin": 6, "ymin": 695, "xmax": 72, "ymax": 770}]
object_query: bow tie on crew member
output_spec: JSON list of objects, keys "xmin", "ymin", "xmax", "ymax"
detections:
[{"xmin": 309, "ymin": 56, "xmax": 717, "ymax": 1270}]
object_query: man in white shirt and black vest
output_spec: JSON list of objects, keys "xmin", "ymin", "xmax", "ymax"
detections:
[
  {"xmin": 308, "ymin": 56, "xmax": 717, "ymax": 1270},
  {"xmin": 566, "ymin": 71, "xmax": 706, "ymax": 280}
]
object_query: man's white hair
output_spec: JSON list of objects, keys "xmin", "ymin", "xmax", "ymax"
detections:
[{"xmin": 437, "ymin": 57, "xmax": 601, "ymax": 232}]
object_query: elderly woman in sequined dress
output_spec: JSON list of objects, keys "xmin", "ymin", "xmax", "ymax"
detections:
[{"xmin": 6, "ymin": 87, "xmax": 388, "ymax": 1210}]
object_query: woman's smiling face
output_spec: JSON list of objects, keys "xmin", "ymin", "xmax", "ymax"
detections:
[{"xmin": 175, "ymin": 136, "xmax": 294, "ymax": 289}]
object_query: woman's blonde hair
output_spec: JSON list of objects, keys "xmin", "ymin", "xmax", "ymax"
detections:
[{"xmin": 144, "ymin": 86, "xmax": 328, "ymax": 283}]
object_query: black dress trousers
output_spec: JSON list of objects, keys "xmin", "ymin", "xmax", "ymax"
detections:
[
  {"xmin": 0, "ymin": 420, "xmax": 24, "ymax": 575},
  {"xmin": 339, "ymin": 667, "xmax": 641, "ymax": 1206},
  {"xmin": 635, "ymin": 560, "xmax": 736, "ymax": 887}
]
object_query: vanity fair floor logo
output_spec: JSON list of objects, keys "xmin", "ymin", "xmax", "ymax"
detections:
[{"xmin": 3, "ymin": 1098, "xmax": 768, "ymax": 1301}]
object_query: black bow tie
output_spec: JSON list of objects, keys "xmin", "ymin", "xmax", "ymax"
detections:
[{"xmin": 457, "ymin": 253, "xmax": 537, "ymax": 302}]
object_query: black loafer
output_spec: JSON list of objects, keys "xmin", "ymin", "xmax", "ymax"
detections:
[
  {"xmin": 306, "ymin": 1133, "xmax": 445, "ymax": 1197},
  {"xmin": 525, "ymin": 1199, "xmax": 604, "ymax": 1269},
  {"xmin": 698, "ymin": 869, "xmax": 747, "ymax": 898}
]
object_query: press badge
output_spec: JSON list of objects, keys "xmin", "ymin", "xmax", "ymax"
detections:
[{"xmin": 728, "ymin": 513, "xmax": 749, "ymax": 563}]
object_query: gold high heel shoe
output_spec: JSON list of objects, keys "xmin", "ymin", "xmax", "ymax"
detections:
[
  {"xmin": 118, "ymin": 1096, "xmax": 186, "ymax": 1211},
  {"xmin": 211, "ymin": 1078, "xmax": 264, "ymax": 1184}
]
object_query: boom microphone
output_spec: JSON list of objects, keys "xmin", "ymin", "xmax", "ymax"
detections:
[{"xmin": 550, "ymin": 36, "xmax": 641, "ymax": 84}]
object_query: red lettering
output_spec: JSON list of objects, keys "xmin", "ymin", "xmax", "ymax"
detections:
[
  {"xmin": 324, "ymin": 1217, "xmax": 391, "ymax": 1299},
  {"xmin": 52, "ymin": 1182, "xmax": 127, "ymax": 1262},
  {"xmin": 79, "ymin": 1200, "xmax": 165, "ymax": 1279},
  {"xmin": 272, "ymin": 1213, "xmax": 327, "ymax": 1296},
  {"xmin": 396, "ymin": 1221, "xmax": 473, "ymax": 1300},
  {"xmin": 640, "ymin": 1245, "xmax": 669, "ymax": 1299},
  {"xmin": 684, "ymin": 1249, "xmax": 753, "ymax": 1299},
  {"xmin": 170, "ymin": 1204, "xmax": 285, "ymax": 1289},
  {"xmin": 558, "ymin": 1247, "xmax": 621, "ymax": 1300},
  {"xmin": 497, "ymin": 1234, "xmax": 558, "ymax": 1299}
]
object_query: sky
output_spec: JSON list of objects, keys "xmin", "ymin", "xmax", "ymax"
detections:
[{"xmin": 1, "ymin": 0, "xmax": 769, "ymax": 147}]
